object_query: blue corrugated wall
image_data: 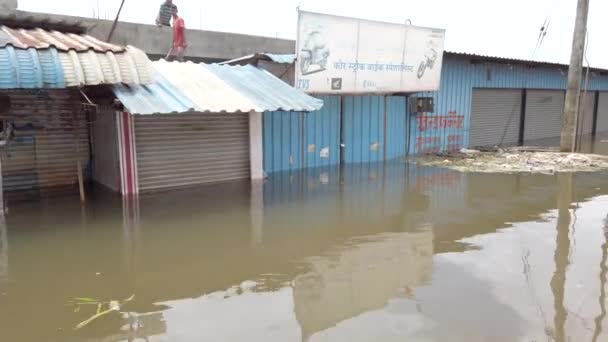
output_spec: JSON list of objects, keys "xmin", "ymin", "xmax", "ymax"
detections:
[
  {"xmin": 386, "ymin": 96, "xmax": 408, "ymax": 160},
  {"xmin": 264, "ymin": 96, "xmax": 342, "ymax": 174},
  {"xmin": 343, "ymin": 96, "xmax": 385, "ymax": 164},
  {"xmin": 304, "ymin": 95, "xmax": 341, "ymax": 168},
  {"xmin": 408, "ymin": 55, "xmax": 608, "ymax": 154},
  {"xmin": 263, "ymin": 54, "xmax": 608, "ymax": 174},
  {"xmin": 263, "ymin": 111, "xmax": 302, "ymax": 173}
]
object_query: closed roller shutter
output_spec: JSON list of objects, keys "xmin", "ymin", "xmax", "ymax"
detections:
[
  {"xmin": 1, "ymin": 90, "xmax": 89, "ymax": 192},
  {"xmin": 596, "ymin": 93, "xmax": 608, "ymax": 133},
  {"xmin": 469, "ymin": 89, "xmax": 521, "ymax": 148},
  {"xmin": 524, "ymin": 90, "xmax": 564, "ymax": 144},
  {"xmin": 134, "ymin": 113, "xmax": 250, "ymax": 192},
  {"xmin": 578, "ymin": 92, "xmax": 595, "ymax": 135}
]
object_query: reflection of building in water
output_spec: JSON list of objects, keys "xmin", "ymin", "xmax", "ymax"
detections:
[
  {"xmin": 0, "ymin": 216, "xmax": 7, "ymax": 281},
  {"xmin": 293, "ymin": 229, "xmax": 433, "ymax": 340}
]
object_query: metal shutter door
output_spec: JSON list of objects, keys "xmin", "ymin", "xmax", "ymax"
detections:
[
  {"xmin": 1, "ymin": 90, "xmax": 89, "ymax": 192},
  {"xmin": 596, "ymin": 93, "xmax": 608, "ymax": 133},
  {"xmin": 524, "ymin": 90, "xmax": 564, "ymax": 143},
  {"xmin": 579, "ymin": 92, "xmax": 595, "ymax": 135},
  {"xmin": 134, "ymin": 113, "xmax": 250, "ymax": 192},
  {"xmin": 469, "ymin": 89, "xmax": 521, "ymax": 148}
]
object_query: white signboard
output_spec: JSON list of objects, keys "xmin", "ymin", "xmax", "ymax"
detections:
[{"xmin": 295, "ymin": 11, "xmax": 446, "ymax": 94}]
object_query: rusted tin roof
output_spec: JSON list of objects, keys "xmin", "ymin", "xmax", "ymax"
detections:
[{"xmin": 0, "ymin": 26, "xmax": 124, "ymax": 52}]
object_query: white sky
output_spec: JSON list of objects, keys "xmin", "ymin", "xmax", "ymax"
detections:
[{"xmin": 18, "ymin": 0, "xmax": 608, "ymax": 68}]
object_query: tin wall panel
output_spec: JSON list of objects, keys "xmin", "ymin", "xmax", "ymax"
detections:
[
  {"xmin": 343, "ymin": 96, "xmax": 384, "ymax": 164},
  {"xmin": 385, "ymin": 96, "xmax": 407, "ymax": 160},
  {"xmin": 263, "ymin": 111, "xmax": 302, "ymax": 174},
  {"xmin": 406, "ymin": 56, "xmax": 608, "ymax": 155},
  {"xmin": 470, "ymin": 89, "xmax": 522, "ymax": 148},
  {"xmin": 524, "ymin": 90, "xmax": 565, "ymax": 143},
  {"xmin": 596, "ymin": 92, "xmax": 608, "ymax": 133},
  {"xmin": 304, "ymin": 95, "xmax": 340, "ymax": 168},
  {"xmin": 135, "ymin": 113, "xmax": 250, "ymax": 192},
  {"xmin": 92, "ymin": 102, "xmax": 120, "ymax": 191},
  {"xmin": 579, "ymin": 91, "xmax": 595, "ymax": 135},
  {"xmin": 0, "ymin": 89, "xmax": 89, "ymax": 192}
]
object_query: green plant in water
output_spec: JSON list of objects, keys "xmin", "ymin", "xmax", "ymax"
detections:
[{"xmin": 66, "ymin": 294, "xmax": 135, "ymax": 330}]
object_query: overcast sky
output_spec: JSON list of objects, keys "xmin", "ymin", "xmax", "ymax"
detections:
[{"xmin": 18, "ymin": 0, "xmax": 608, "ymax": 68}]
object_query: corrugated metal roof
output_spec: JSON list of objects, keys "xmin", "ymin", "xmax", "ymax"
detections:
[
  {"xmin": 202, "ymin": 63, "xmax": 317, "ymax": 111},
  {"xmin": 445, "ymin": 50, "xmax": 608, "ymax": 72},
  {"xmin": 221, "ymin": 53, "xmax": 296, "ymax": 65},
  {"xmin": 0, "ymin": 45, "xmax": 152, "ymax": 89},
  {"xmin": 0, "ymin": 45, "xmax": 65, "ymax": 88},
  {"xmin": 265, "ymin": 53, "xmax": 296, "ymax": 64},
  {"xmin": 0, "ymin": 26, "xmax": 124, "ymax": 52},
  {"xmin": 154, "ymin": 60, "xmax": 258, "ymax": 113},
  {"xmin": 59, "ymin": 46, "xmax": 152, "ymax": 87},
  {"xmin": 113, "ymin": 60, "xmax": 323, "ymax": 114},
  {"xmin": 113, "ymin": 73, "xmax": 196, "ymax": 114}
]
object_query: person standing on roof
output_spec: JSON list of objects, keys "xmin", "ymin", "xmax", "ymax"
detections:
[
  {"xmin": 165, "ymin": 7, "xmax": 187, "ymax": 62},
  {"xmin": 156, "ymin": 0, "xmax": 177, "ymax": 27}
]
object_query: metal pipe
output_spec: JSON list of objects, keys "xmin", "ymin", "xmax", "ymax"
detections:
[{"xmin": 107, "ymin": 0, "xmax": 126, "ymax": 43}]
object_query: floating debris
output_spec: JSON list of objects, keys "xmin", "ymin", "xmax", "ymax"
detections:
[
  {"xmin": 414, "ymin": 148, "xmax": 608, "ymax": 174},
  {"xmin": 66, "ymin": 295, "xmax": 135, "ymax": 330}
]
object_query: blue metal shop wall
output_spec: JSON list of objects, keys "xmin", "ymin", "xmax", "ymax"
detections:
[
  {"xmin": 263, "ymin": 111, "xmax": 303, "ymax": 174},
  {"xmin": 408, "ymin": 55, "xmax": 608, "ymax": 155},
  {"xmin": 342, "ymin": 95, "xmax": 385, "ymax": 164},
  {"xmin": 385, "ymin": 96, "xmax": 408, "ymax": 160},
  {"xmin": 304, "ymin": 95, "xmax": 341, "ymax": 168}
]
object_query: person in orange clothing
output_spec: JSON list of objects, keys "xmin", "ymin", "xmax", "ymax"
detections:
[{"xmin": 165, "ymin": 7, "xmax": 187, "ymax": 62}]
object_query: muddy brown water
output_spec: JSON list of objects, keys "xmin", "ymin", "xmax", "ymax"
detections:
[{"xmin": 2, "ymin": 138, "xmax": 608, "ymax": 341}]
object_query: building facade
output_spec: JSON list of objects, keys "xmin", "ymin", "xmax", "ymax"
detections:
[
  {"xmin": 108, "ymin": 60, "xmax": 322, "ymax": 195},
  {"xmin": 0, "ymin": 25, "xmax": 152, "ymax": 204},
  {"xmin": 256, "ymin": 52, "xmax": 608, "ymax": 174}
]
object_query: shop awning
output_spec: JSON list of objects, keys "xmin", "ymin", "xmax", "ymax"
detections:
[{"xmin": 113, "ymin": 60, "xmax": 323, "ymax": 114}]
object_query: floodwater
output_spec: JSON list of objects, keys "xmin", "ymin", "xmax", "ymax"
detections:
[{"xmin": 2, "ymin": 142, "xmax": 608, "ymax": 341}]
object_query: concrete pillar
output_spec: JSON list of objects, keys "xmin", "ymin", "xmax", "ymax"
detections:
[
  {"xmin": 0, "ymin": 0, "xmax": 17, "ymax": 12},
  {"xmin": 249, "ymin": 112, "xmax": 264, "ymax": 180}
]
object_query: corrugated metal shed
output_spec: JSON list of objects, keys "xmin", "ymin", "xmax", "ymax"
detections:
[
  {"xmin": 113, "ymin": 60, "xmax": 323, "ymax": 114},
  {"xmin": 408, "ymin": 55, "xmax": 608, "ymax": 154},
  {"xmin": 221, "ymin": 53, "xmax": 296, "ymax": 66},
  {"xmin": 0, "ymin": 26, "xmax": 124, "ymax": 52}
]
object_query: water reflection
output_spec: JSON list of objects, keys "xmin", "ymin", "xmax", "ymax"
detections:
[
  {"xmin": 294, "ymin": 229, "xmax": 433, "ymax": 341},
  {"xmin": 0, "ymin": 216, "xmax": 7, "ymax": 282},
  {"xmin": 1, "ymin": 162, "xmax": 608, "ymax": 341},
  {"xmin": 551, "ymin": 173, "xmax": 572, "ymax": 342},
  {"xmin": 592, "ymin": 215, "xmax": 608, "ymax": 342}
]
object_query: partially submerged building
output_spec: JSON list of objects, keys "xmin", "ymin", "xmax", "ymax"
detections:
[
  {"xmin": 0, "ymin": 24, "xmax": 152, "ymax": 205},
  {"xmin": 224, "ymin": 52, "xmax": 608, "ymax": 174},
  {"xmin": 108, "ymin": 60, "xmax": 322, "ymax": 194}
]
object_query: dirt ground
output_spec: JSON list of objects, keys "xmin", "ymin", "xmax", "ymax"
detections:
[{"xmin": 413, "ymin": 147, "xmax": 608, "ymax": 174}]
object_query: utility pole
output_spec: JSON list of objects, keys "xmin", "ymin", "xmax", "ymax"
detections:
[{"xmin": 560, "ymin": 0, "xmax": 590, "ymax": 152}]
